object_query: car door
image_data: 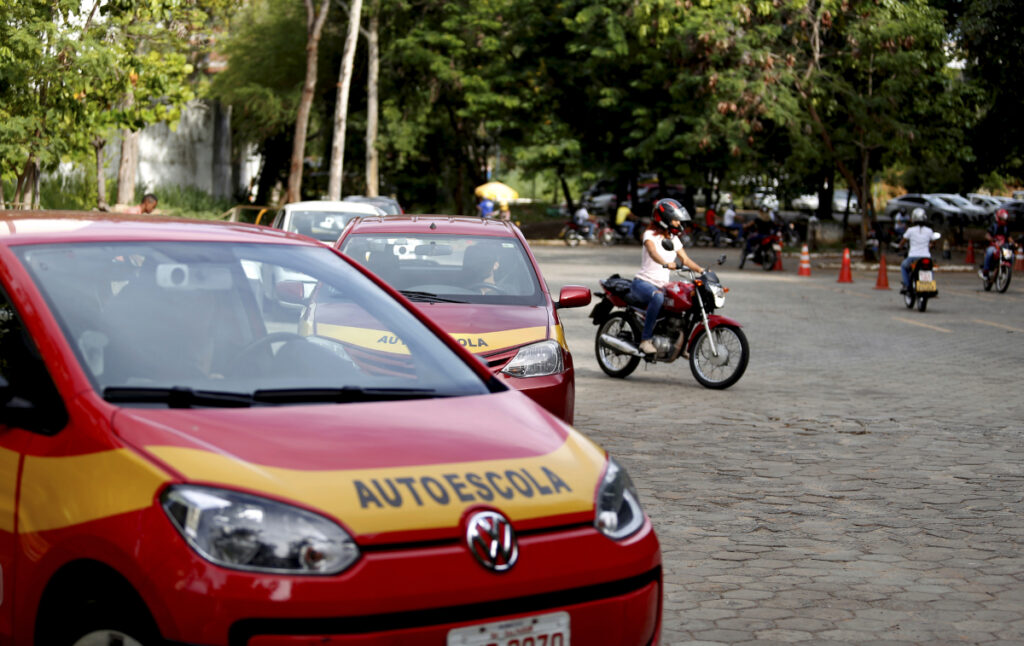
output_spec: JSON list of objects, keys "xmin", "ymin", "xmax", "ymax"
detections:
[{"xmin": 0, "ymin": 286, "xmax": 70, "ymax": 640}]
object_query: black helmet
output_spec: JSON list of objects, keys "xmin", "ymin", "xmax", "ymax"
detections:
[{"xmin": 652, "ymin": 198, "xmax": 691, "ymax": 231}]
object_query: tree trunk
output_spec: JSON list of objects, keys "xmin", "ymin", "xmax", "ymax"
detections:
[
  {"xmin": 326, "ymin": 0, "xmax": 364, "ymax": 201},
  {"xmin": 116, "ymin": 129, "xmax": 139, "ymax": 205},
  {"xmin": 365, "ymin": 0, "xmax": 380, "ymax": 197},
  {"xmin": 286, "ymin": 0, "xmax": 331, "ymax": 204},
  {"xmin": 94, "ymin": 138, "xmax": 109, "ymax": 210},
  {"xmin": 0, "ymin": 173, "xmax": 5, "ymax": 209},
  {"xmin": 15, "ymin": 156, "xmax": 38, "ymax": 209},
  {"xmin": 559, "ymin": 173, "xmax": 575, "ymax": 213}
]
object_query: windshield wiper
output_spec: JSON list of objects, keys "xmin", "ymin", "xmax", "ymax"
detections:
[
  {"xmin": 252, "ymin": 386, "xmax": 443, "ymax": 404},
  {"xmin": 399, "ymin": 290, "xmax": 467, "ymax": 304},
  {"xmin": 103, "ymin": 386, "xmax": 253, "ymax": 408}
]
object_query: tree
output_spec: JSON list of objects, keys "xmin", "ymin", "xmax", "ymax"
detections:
[
  {"xmin": 286, "ymin": 0, "xmax": 331, "ymax": 203},
  {"xmin": 326, "ymin": 0, "xmax": 364, "ymax": 200}
]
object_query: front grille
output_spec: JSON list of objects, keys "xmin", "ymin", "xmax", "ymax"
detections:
[{"xmin": 228, "ymin": 566, "xmax": 661, "ymax": 644}]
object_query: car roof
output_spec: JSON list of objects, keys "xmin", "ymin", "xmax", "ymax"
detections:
[
  {"xmin": 0, "ymin": 210, "xmax": 315, "ymax": 246},
  {"xmin": 340, "ymin": 215, "xmax": 522, "ymax": 238},
  {"xmin": 284, "ymin": 200, "xmax": 385, "ymax": 215}
]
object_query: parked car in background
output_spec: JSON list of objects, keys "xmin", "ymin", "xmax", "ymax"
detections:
[
  {"xmin": 998, "ymin": 200, "xmax": 1024, "ymax": 224},
  {"xmin": 883, "ymin": 193, "xmax": 964, "ymax": 226},
  {"xmin": 967, "ymin": 193, "xmax": 1005, "ymax": 215},
  {"xmin": 343, "ymin": 194, "xmax": 404, "ymax": 215},
  {"xmin": 742, "ymin": 187, "xmax": 779, "ymax": 211},
  {"xmin": 269, "ymin": 200, "xmax": 385, "ymax": 243},
  {"xmin": 792, "ymin": 193, "xmax": 819, "ymax": 211},
  {"xmin": 335, "ymin": 216, "xmax": 591, "ymax": 424},
  {"xmin": 832, "ymin": 188, "xmax": 859, "ymax": 214},
  {"xmin": 0, "ymin": 212, "xmax": 661, "ymax": 645},
  {"xmin": 933, "ymin": 193, "xmax": 987, "ymax": 225}
]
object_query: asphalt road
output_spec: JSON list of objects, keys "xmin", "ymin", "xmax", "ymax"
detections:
[{"xmin": 532, "ymin": 242, "xmax": 1024, "ymax": 645}]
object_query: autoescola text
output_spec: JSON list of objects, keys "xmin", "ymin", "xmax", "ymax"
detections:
[{"xmin": 354, "ymin": 466, "xmax": 571, "ymax": 508}]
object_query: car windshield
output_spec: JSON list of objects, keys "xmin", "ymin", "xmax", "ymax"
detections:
[
  {"xmin": 286, "ymin": 210, "xmax": 364, "ymax": 242},
  {"xmin": 15, "ymin": 241, "xmax": 489, "ymax": 404},
  {"xmin": 929, "ymin": 195, "xmax": 955, "ymax": 208},
  {"xmin": 339, "ymin": 233, "xmax": 546, "ymax": 306},
  {"xmin": 939, "ymin": 194, "xmax": 969, "ymax": 206}
]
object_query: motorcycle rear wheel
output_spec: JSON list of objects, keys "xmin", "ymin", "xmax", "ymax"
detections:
[
  {"xmin": 904, "ymin": 291, "xmax": 915, "ymax": 308},
  {"xmin": 917, "ymin": 296, "xmax": 928, "ymax": 312},
  {"xmin": 996, "ymin": 266, "xmax": 1012, "ymax": 293},
  {"xmin": 689, "ymin": 324, "xmax": 749, "ymax": 389},
  {"xmin": 595, "ymin": 313, "xmax": 641, "ymax": 378}
]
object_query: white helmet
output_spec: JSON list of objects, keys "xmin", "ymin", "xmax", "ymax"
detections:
[{"xmin": 910, "ymin": 207, "xmax": 927, "ymax": 224}]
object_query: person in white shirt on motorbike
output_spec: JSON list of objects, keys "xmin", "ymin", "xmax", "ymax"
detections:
[{"xmin": 897, "ymin": 208, "xmax": 936, "ymax": 293}]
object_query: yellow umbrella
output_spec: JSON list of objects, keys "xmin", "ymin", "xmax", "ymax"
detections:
[{"xmin": 474, "ymin": 181, "xmax": 519, "ymax": 202}]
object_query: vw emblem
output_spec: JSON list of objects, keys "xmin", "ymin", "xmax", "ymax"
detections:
[{"xmin": 465, "ymin": 510, "xmax": 518, "ymax": 572}]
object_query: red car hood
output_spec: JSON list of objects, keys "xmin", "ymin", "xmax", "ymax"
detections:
[
  {"xmin": 408, "ymin": 303, "xmax": 553, "ymax": 354},
  {"xmin": 113, "ymin": 390, "xmax": 604, "ymax": 541}
]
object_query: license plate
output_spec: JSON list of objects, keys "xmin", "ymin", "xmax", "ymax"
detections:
[
  {"xmin": 448, "ymin": 611, "xmax": 570, "ymax": 646},
  {"xmin": 916, "ymin": 280, "xmax": 937, "ymax": 292},
  {"xmin": 918, "ymin": 270, "xmax": 933, "ymax": 281}
]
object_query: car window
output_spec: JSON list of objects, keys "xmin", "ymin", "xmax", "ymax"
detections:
[
  {"xmin": 286, "ymin": 211, "xmax": 363, "ymax": 243},
  {"xmin": 0, "ymin": 288, "xmax": 67, "ymax": 433},
  {"xmin": 15, "ymin": 242, "xmax": 489, "ymax": 404},
  {"xmin": 340, "ymin": 234, "xmax": 546, "ymax": 306}
]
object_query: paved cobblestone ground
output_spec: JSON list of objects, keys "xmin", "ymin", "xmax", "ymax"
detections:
[{"xmin": 532, "ymin": 243, "xmax": 1024, "ymax": 645}]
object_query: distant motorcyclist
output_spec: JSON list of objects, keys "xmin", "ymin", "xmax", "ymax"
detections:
[
  {"xmin": 897, "ymin": 208, "xmax": 936, "ymax": 293},
  {"xmin": 980, "ymin": 209, "xmax": 1013, "ymax": 282},
  {"xmin": 573, "ymin": 201, "xmax": 595, "ymax": 239},
  {"xmin": 631, "ymin": 199, "xmax": 704, "ymax": 355},
  {"xmin": 739, "ymin": 207, "xmax": 774, "ymax": 269}
]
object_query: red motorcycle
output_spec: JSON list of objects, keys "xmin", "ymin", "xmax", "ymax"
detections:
[
  {"xmin": 740, "ymin": 229, "xmax": 782, "ymax": 271},
  {"xmin": 981, "ymin": 235, "xmax": 1016, "ymax": 293},
  {"xmin": 590, "ymin": 255, "xmax": 749, "ymax": 389}
]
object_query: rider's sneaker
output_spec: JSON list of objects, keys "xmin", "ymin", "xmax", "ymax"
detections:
[
  {"xmin": 638, "ymin": 339, "xmax": 657, "ymax": 355},
  {"xmin": 978, "ymin": 269, "xmax": 987, "ymax": 280}
]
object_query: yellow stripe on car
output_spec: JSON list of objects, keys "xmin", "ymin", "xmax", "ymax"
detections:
[
  {"xmin": 315, "ymin": 323, "xmax": 550, "ymax": 355},
  {"xmin": 148, "ymin": 431, "xmax": 606, "ymax": 535},
  {"xmin": 18, "ymin": 449, "xmax": 170, "ymax": 534}
]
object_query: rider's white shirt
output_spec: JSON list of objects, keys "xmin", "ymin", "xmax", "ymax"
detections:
[
  {"xmin": 903, "ymin": 225, "xmax": 934, "ymax": 258},
  {"xmin": 635, "ymin": 229, "xmax": 680, "ymax": 287}
]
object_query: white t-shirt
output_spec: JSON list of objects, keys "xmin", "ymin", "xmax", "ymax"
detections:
[
  {"xmin": 635, "ymin": 229, "xmax": 680, "ymax": 287},
  {"xmin": 723, "ymin": 207, "xmax": 736, "ymax": 227},
  {"xmin": 903, "ymin": 225, "xmax": 934, "ymax": 258}
]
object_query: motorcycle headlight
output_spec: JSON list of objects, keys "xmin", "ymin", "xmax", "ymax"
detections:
[
  {"xmin": 161, "ymin": 485, "xmax": 359, "ymax": 575},
  {"xmin": 594, "ymin": 457, "xmax": 645, "ymax": 540},
  {"xmin": 501, "ymin": 339, "xmax": 564, "ymax": 378},
  {"xmin": 711, "ymin": 284, "xmax": 726, "ymax": 308},
  {"xmin": 1001, "ymin": 247, "xmax": 1013, "ymax": 260}
]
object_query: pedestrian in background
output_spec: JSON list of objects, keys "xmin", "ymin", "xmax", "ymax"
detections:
[{"xmin": 497, "ymin": 200, "xmax": 511, "ymax": 221}]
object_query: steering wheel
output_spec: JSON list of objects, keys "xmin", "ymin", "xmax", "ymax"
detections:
[
  {"xmin": 227, "ymin": 331, "xmax": 306, "ymax": 374},
  {"xmin": 468, "ymin": 282, "xmax": 506, "ymax": 294}
]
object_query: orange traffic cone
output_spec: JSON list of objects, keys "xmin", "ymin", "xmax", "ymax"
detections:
[
  {"xmin": 773, "ymin": 246, "xmax": 784, "ymax": 271},
  {"xmin": 1015, "ymin": 250, "xmax": 1024, "ymax": 272},
  {"xmin": 837, "ymin": 247, "xmax": 853, "ymax": 283},
  {"xmin": 965, "ymin": 240, "xmax": 975, "ymax": 265},
  {"xmin": 798, "ymin": 244, "xmax": 812, "ymax": 277},
  {"xmin": 874, "ymin": 253, "xmax": 890, "ymax": 290}
]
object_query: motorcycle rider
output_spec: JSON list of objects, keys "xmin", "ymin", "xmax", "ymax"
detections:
[
  {"xmin": 980, "ymin": 208, "xmax": 1014, "ymax": 281},
  {"xmin": 631, "ymin": 198, "xmax": 705, "ymax": 355},
  {"xmin": 739, "ymin": 207, "xmax": 775, "ymax": 269},
  {"xmin": 898, "ymin": 207, "xmax": 936, "ymax": 293}
]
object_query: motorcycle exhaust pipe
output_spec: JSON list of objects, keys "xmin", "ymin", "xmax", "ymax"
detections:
[{"xmin": 599, "ymin": 334, "xmax": 644, "ymax": 357}]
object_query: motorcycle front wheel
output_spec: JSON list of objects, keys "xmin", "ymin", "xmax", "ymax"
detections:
[
  {"xmin": 689, "ymin": 324, "xmax": 749, "ymax": 389},
  {"xmin": 761, "ymin": 249, "xmax": 777, "ymax": 271},
  {"xmin": 996, "ymin": 266, "xmax": 1011, "ymax": 293},
  {"xmin": 595, "ymin": 313, "xmax": 641, "ymax": 378},
  {"xmin": 563, "ymin": 228, "xmax": 581, "ymax": 247}
]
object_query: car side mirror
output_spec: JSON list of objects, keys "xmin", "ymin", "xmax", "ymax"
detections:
[
  {"xmin": 556, "ymin": 285, "xmax": 592, "ymax": 309},
  {"xmin": 275, "ymin": 280, "xmax": 308, "ymax": 305}
]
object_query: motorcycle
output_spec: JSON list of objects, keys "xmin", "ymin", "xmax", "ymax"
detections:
[
  {"xmin": 590, "ymin": 250, "xmax": 749, "ymax": 389},
  {"xmin": 903, "ymin": 257, "xmax": 938, "ymax": 312},
  {"xmin": 981, "ymin": 236, "xmax": 1015, "ymax": 293},
  {"xmin": 594, "ymin": 218, "xmax": 635, "ymax": 246},
  {"xmin": 741, "ymin": 230, "xmax": 782, "ymax": 271},
  {"xmin": 559, "ymin": 218, "xmax": 593, "ymax": 247},
  {"xmin": 695, "ymin": 226, "xmax": 738, "ymax": 248}
]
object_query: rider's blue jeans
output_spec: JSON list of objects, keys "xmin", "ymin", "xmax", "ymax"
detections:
[
  {"xmin": 901, "ymin": 256, "xmax": 926, "ymax": 287},
  {"xmin": 629, "ymin": 278, "xmax": 663, "ymax": 341}
]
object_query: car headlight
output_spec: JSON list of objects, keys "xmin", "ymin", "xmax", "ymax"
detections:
[
  {"xmin": 501, "ymin": 339, "xmax": 564, "ymax": 378},
  {"xmin": 161, "ymin": 485, "xmax": 359, "ymax": 575},
  {"xmin": 594, "ymin": 457, "xmax": 645, "ymax": 540}
]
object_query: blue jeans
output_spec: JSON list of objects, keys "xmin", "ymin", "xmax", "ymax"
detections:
[
  {"xmin": 901, "ymin": 256, "xmax": 926, "ymax": 287},
  {"xmin": 629, "ymin": 278, "xmax": 663, "ymax": 341},
  {"xmin": 983, "ymin": 246, "xmax": 999, "ymax": 273},
  {"xmin": 618, "ymin": 220, "xmax": 635, "ymax": 238}
]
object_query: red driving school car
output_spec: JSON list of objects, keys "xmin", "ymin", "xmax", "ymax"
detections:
[
  {"xmin": 333, "ymin": 216, "xmax": 591, "ymax": 424},
  {"xmin": 0, "ymin": 212, "xmax": 660, "ymax": 645}
]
